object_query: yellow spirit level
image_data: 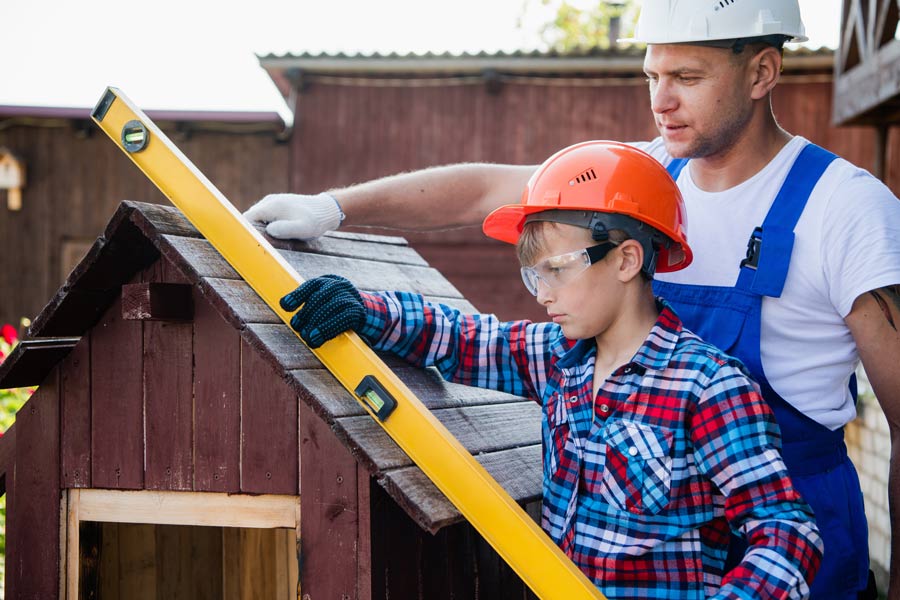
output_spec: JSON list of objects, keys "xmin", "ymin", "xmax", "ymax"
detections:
[{"xmin": 91, "ymin": 87, "xmax": 605, "ymax": 600}]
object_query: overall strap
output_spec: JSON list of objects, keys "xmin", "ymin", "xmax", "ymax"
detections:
[
  {"xmin": 666, "ymin": 158, "xmax": 689, "ymax": 180},
  {"xmin": 736, "ymin": 143, "xmax": 838, "ymax": 298}
]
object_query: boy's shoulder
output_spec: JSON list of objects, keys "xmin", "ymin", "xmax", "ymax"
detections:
[{"xmin": 667, "ymin": 325, "xmax": 757, "ymax": 389}]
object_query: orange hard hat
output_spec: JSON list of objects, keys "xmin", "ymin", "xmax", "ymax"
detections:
[{"xmin": 482, "ymin": 140, "xmax": 692, "ymax": 273}]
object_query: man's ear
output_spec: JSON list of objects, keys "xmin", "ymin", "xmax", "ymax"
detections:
[
  {"xmin": 617, "ymin": 240, "xmax": 645, "ymax": 282},
  {"xmin": 749, "ymin": 46, "xmax": 781, "ymax": 100}
]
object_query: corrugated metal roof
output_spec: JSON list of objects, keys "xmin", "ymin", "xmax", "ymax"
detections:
[{"xmin": 257, "ymin": 46, "xmax": 834, "ymax": 75}]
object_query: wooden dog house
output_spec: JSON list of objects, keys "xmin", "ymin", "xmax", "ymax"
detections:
[{"xmin": 0, "ymin": 200, "xmax": 543, "ymax": 599}]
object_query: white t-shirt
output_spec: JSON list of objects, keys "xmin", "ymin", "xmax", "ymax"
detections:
[{"xmin": 634, "ymin": 136, "xmax": 900, "ymax": 430}]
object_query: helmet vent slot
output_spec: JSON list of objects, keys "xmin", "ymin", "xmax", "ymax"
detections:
[
  {"xmin": 568, "ymin": 169, "xmax": 597, "ymax": 186},
  {"xmin": 715, "ymin": 0, "xmax": 737, "ymax": 8}
]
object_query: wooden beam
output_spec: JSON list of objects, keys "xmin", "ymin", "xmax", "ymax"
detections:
[
  {"xmin": 0, "ymin": 336, "xmax": 80, "ymax": 389},
  {"xmin": 75, "ymin": 489, "xmax": 300, "ymax": 529},
  {"xmin": 65, "ymin": 489, "xmax": 81, "ymax": 600},
  {"xmin": 121, "ymin": 282, "xmax": 194, "ymax": 321}
]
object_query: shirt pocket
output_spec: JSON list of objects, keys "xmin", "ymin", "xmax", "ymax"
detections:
[
  {"xmin": 544, "ymin": 393, "xmax": 571, "ymax": 482},
  {"xmin": 587, "ymin": 419, "xmax": 674, "ymax": 515}
]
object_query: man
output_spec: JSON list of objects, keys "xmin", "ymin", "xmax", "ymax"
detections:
[{"xmin": 244, "ymin": 1, "xmax": 900, "ymax": 598}]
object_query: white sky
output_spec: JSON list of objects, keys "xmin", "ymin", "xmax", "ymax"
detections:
[{"xmin": 1, "ymin": 0, "xmax": 841, "ymax": 119}]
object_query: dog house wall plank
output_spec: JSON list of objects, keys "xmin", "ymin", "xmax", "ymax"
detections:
[
  {"xmin": 192, "ymin": 289, "xmax": 242, "ymax": 493},
  {"xmin": 240, "ymin": 337, "xmax": 299, "ymax": 495},
  {"xmin": 91, "ymin": 281, "xmax": 145, "ymax": 490},
  {"xmin": 299, "ymin": 399, "xmax": 365, "ymax": 599},
  {"xmin": 61, "ymin": 334, "xmax": 92, "ymax": 488},
  {"xmin": 6, "ymin": 368, "xmax": 61, "ymax": 597},
  {"xmin": 142, "ymin": 260, "xmax": 194, "ymax": 492}
]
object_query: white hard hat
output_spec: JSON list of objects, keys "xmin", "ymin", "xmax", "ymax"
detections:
[{"xmin": 619, "ymin": 0, "xmax": 808, "ymax": 45}]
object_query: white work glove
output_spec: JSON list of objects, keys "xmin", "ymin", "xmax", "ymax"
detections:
[{"xmin": 243, "ymin": 192, "xmax": 345, "ymax": 241}]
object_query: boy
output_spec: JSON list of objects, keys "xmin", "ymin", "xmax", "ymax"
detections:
[{"xmin": 279, "ymin": 141, "xmax": 822, "ymax": 599}]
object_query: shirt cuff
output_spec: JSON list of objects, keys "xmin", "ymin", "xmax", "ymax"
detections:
[{"xmin": 358, "ymin": 291, "xmax": 390, "ymax": 343}]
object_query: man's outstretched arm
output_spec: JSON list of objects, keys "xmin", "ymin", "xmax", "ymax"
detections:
[{"xmin": 245, "ymin": 163, "xmax": 536, "ymax": 240}]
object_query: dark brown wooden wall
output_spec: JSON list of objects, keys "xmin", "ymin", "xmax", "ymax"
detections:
[
  {"xmin": 0, "ymin": 123, "xmax": 289, "ymax": 328},
  {"xmin": 288, "ymin": 76, "xmax": 900, "ymax": 322},
  {"xmin": 3, "ymin": 71, "xmax": 898, "ymax": 328}
]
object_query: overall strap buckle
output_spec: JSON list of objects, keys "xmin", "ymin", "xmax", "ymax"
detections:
[{"xmin": 740, "ymin": 227, "xmax": 763, "ymax": 270}]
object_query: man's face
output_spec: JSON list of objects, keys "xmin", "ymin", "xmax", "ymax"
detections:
[{"xmin": 643, "ymin": 43, "xmax": 756, "ymax": 160}]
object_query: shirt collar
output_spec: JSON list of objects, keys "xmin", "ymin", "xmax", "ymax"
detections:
[{"xmin": 556, "ymin": 297, "xmax": 684, "ymax": 373}]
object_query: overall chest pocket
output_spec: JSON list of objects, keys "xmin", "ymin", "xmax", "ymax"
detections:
[{"xmin": 586, "ymin": 420, "xmax": 674, "ymax": 515}]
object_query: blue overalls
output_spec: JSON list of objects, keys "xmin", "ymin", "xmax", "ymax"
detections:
[{"xmin": 655, "ymin": 144, "xmax": 869, "ymax": 599}]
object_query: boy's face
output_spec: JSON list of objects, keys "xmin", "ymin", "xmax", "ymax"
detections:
[{"xmin": 525, "ymin": 223, "xmax": 623, "ymax": 340}]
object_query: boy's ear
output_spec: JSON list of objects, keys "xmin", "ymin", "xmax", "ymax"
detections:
[{"xmin": 617, "ymin": 240, "xmax": 645, "ymax": 282}]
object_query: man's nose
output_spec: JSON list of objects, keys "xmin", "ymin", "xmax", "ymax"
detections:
[{"xmin": 651, "ymin": 80, "xmax": 677, "ymax": 114}]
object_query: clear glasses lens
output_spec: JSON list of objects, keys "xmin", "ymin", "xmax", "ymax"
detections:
[{"xmin": 520, "ymin": 249, "xmax": 592, "ymax": 296}]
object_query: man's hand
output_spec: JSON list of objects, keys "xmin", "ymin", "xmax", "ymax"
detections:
[
  {"xmin": 280, "ymin": 275, "xmax": 365, "ymax": 348},
  {"xmin": 244, "ymin": 192, "xmax": 344, "ymax": 241}
]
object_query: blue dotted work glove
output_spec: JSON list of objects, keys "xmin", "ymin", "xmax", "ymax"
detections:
[{"xmin": 280, "ymin": 274, "xmax": 365, "ymax": 349}]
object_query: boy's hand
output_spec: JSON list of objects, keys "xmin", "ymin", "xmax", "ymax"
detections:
[
  {"xmin": 280, "ymin": 275, "xmax": 364, "ymax": 348},
  {"xmin": 244, "ymin": 192, "xmax": 344, "ymax": 241}
]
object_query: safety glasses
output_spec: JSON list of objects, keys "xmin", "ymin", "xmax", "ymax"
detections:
[{"xmin": 520, "ymin": 242, "xmax": 616, "ymax": 296}]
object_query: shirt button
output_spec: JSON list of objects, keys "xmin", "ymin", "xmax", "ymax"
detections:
[
  {"xmin": 567, "ymin": 396, "xmax": 578, "ymax": 404},
  {"xmin": 599, "ymin": 403, "xmax": 610, "ymax": 413},
  {"xmin": 628, "ymin": 446, "xmax": 638, "ymax": 457}
]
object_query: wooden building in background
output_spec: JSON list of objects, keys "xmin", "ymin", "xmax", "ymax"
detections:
[
  {"xmin": 2, "ymin": 46, "xmax": 897, "ymax": 329},
  {"xmin": 0, "ymin": 106, "xmax": 289, "ymax": 329},
  {"xmin": 0, "ymin": 200, "xmax": 542, "ymax": 598}
]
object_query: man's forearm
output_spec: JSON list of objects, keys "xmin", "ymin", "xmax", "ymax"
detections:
[
  {"xmin": 889, "ymin": 430, "xmax": 900, "ymax": 599},
  {"xmin": 330, "ymin": 163, "xmax": 535, "ymax": 231}
]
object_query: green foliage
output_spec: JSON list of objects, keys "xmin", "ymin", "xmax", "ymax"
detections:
[{"xmin": 531, "ymin": 0, "xmax": 641, "ymax": 52}]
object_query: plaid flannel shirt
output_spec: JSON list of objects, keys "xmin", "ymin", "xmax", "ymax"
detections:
[{"xmin": 358, "ymin": 291, "xmax": 823, "ymax": 600}]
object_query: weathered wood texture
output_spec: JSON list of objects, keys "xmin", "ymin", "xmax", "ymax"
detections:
[
  {"xmin": 22, "ymin": 200, "xmax": 538, "ymax": 533},
  {"xmin": 6, "ymin": 368, "xmax": 61, "ymax": 597},
  {"xmin": 299, "ymin": 399, "xmax": 364, "ymax": 599},
  {"xmin": 10, "ymin": 197, "xmax": 546, "ymax": 595}
]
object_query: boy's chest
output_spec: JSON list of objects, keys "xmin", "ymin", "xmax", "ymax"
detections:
[{"xmin": 545, "ymin": 363, "xmax": 692, "ymax": 448}]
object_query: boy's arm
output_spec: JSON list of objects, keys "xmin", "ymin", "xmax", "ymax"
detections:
[
  {"xmin": 691, "ymin": 363, "xmax": 824, "ymax": 600},
  {"xmin": 358, "ymin": 290, "xmax": 556, "ymax": 400},
  {"xmin": 244, "ymin": 163, "xmax": 536, "ymax": 240},
  {"xmin": 279, "ymin": 275, "xmax": 556, "ymax": 400}
]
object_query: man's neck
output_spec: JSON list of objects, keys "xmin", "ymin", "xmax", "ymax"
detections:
[{"xmin": 689, "ymin": 123, "xmax": 793, "ymax": 192}]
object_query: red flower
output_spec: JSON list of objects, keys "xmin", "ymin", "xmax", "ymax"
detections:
[{"xmin": 1, "ymin": 324, "xmax": 17, "ymax": 345}]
